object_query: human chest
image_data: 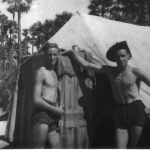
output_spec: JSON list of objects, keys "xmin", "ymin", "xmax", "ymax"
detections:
[
  {"xmin": 109, "ymin": 70, "xmax": 137, "ymax": 89},
  {"xmin": 43, "ymin": 71, "xmax": 58, "ymax": 88}
]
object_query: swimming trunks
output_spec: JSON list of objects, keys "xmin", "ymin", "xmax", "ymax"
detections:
[
  {"xmin": 115, "ymin": 100, "xmax": 146, "ymax": 129},
  {"xmin": 32, "ymin": 100, "xmax": 61, "ymax": 132}
]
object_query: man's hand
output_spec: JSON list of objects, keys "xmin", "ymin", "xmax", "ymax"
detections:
[
  {"xmin": 60, "ymin": 49, "xmax": 73, "ymax": 55},
  {"xmin": 55, "ymin": 105, "xmax": 65, "ymax": 117},
  {"xmin": 145, "ymin": 108, "xmax": 150, "ymax": 119}
]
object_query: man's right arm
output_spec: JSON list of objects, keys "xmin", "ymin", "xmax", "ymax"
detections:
[
  {"xmin": 33, "ymin": 69, "xmax": 65, "ymax": 117},
  {"xmin": 66, "ymin": 50, "xmax": 109, "ymax": 74}
]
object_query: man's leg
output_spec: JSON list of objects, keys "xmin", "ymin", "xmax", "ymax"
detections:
[
  {"xmin": 115, "ymin": 128, "xmax": 128, "ymax": 149},
  {"xmin": 33, "ymin": 121, "xmax": 49, "ymax": 149},
  {"xmin": 47, "ymin": 130, "xmax": 61, "ymax": 149},
  {"xmin": 128, "ymin": 125, "xmax": 143, "ymax": 148}
]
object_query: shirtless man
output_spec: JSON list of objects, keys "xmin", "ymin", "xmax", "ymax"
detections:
[
  {"xmin": 61, "ymin": 41, "xmax": 150, "ymax": 148},
  {"xmin": 32, "ymin": 42, "xmax": 65, "ymax": 149}
]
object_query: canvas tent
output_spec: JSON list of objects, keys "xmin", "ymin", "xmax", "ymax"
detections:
[
  {"xmin": 39, "ymin": 11, "xmax": 150, "ymax": 108},
  {"xmin": 5, "ymin": 12, "xmax": 150, "ymax": 148}
]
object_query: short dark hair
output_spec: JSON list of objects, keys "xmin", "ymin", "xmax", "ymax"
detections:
[{"xmin": 42, "ymin": 42, "xmax": 59, "ymax": 54}]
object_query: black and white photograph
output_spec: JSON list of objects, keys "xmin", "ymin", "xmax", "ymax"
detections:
[{"xmin": 0, "ymin": 0, "xmax": 150, "ymax": 149}]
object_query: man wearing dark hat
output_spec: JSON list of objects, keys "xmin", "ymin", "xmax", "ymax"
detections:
[
  {"xmin": 61, "ymin": 41, "xmax": 150, "ymax": 148},
  {"xmin": 32, "ymin": 42, "xmax": 65, "ymax": 148}
]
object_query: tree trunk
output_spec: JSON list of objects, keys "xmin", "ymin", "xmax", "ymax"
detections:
[
  {"xmin": 18, "ymin": 10, "xmax": 21, "ymax": 65},
  {"xmin": 1, "ymin": 23, "xmax": 3, "ymax": 72},
  {"xmin": 32, "ymin": 43, "xmax": 34, "ymax": 55},
  {"xmin": 25, "ymin": 37, "xmax": 27, "ymax": 56},
  {"xmin": 9, "ymin": 32, "xmax": 13, "ymax": 72},
  {"xmin": 9, "ymin": 14, "xmax": 15, "ymax": 72}
]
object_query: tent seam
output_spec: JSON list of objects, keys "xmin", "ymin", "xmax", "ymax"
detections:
[{"xmin": 78, "ymin": 13, "xmax": 107, "ymax": 65}]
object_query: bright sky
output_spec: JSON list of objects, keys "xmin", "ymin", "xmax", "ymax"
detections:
[
  {"xmin": 0, "ymin": 0, "xmax": 90, "ymax": 29},
  {"xmin": 0, "ymin": 0, "xmax": 90, "ymax": 53}
]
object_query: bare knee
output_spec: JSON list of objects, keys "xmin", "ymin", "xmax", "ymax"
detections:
[
  {"xmin": 115, "ymin": 128, "xmax": 128, "ymax": 149},
  {"xmin": 129, "ymin": 125, "xmax": 143, "ymax": 148},
  {"xmin": 47, "ymin": 130, "xmax": 61, "ymax": 149}
]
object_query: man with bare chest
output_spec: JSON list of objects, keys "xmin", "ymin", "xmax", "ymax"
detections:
[
  {"xmin": 32, "ymin": 42, "xmax": 65, "ymax": 149},
  {"xmin": 61, "ymin": 41, "xmax": 150, "ymax": 148}
]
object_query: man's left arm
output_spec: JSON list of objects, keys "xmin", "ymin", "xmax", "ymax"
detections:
[
  {"xmin": 134, "ymin": 68, "xmax": 150, "ymax": 86},
  {"xmin": 135, "ymin": 68, "xmax": 150, "ymax": 116}
]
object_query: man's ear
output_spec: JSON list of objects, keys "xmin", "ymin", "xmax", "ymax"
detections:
[{"xmin": 128, "ymin": 53, "xmax": 131, "ymax": 60}]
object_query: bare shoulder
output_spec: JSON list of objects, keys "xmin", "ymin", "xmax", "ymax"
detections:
[
  {"xmin": 131, "ymin": 67, "xmax": 148, "ymax": 79},
  {"xmin": 37, "ymin": 67, "xmax": 46, "ymax": 73},
  {"xmin": 131, "ymin": 66, "xmax": 150, "ymax": 85},
  {"xmin": 35, "ymin": 67, "xmax": 46, "ymax": 79},
  {"xmin": 132, "ymin": 67, "xmax": 145, "ymax": 75}
]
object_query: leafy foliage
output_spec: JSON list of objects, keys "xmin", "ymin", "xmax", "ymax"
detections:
[
  {"xmin": 0, "ymin": 66, "xmax": 18, "ymax": 114},
  {"xmin": 2, "ymin": 0, "xmax": 35, "ymax": 65},
  {"xmin": 88, "ymin": 0, "xmax": 113, "ymax": 17},
  {"xmin": 117, "ymin": 0, "xmax": 150, "ymax": 25},
  {"xmin": 88, "ymin": 0, "xmax": 150, "ymax": 26},
  {"xmin": 0, "ymin": 5, "xmax": 73, "ymax": 114},
  {"xmin": 29, "ymin": 11, "xmax": 73, "ymax": 51},
  {"xmin": 54, "ymin": 11, "xmax": 73, "ymax": 33}
]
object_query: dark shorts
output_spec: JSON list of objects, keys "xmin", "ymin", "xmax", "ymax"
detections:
[
  {"xmin": 32, "ymin": 101, "xmax": 60, "ymax": 132},
  {"xmin": 115, "ymin": 100, "xmax": 146, "ymax": 129}
]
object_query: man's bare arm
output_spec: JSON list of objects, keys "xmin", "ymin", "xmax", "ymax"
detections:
[
  {"xmin": 134, "ymin": 68, "xmax": 150, "ymax": 86},
  {"xmin": 134, "ymin": 68, "xmax": 150, "ymax": 114},
  {"xmin": 61, "ymin": 50, "xmax": 109, "ymax": 74},
  {"xmin": 33, "ymin": 69, "xmax": 65, "ymax": 116}
]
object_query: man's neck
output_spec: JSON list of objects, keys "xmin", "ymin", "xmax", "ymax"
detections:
[
  {"xmin": 44, "ymin": 63, "xmax": 55, "ymax": 71},
  {"xmin": 117, "ymin": 64, "xmax": 129, "ymax": 73}
]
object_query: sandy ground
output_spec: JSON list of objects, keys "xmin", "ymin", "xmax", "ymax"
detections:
[{"xmin": 0, "ymin": 121, "xmax": 9, "ymax": 149}]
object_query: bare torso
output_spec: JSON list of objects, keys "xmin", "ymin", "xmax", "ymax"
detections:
[
  {"xmin": 40, "ymin": 67, "xmax": 58, "ymax": 103},
  {"xmin": 107, "ymin": 66, "xmax": 141, "ymax": 104}
]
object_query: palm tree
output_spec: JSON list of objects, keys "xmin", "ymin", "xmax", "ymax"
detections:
[
  {"xmin": 29, "ymin": 34, "xmax": 35, "ymax": 55},
  {"xmin": 22, "ymin": 28, "xmax": 30, "ymax": 56},
  {"xmin": 4, "ymin": 20, "xmax": 18, "ymax": 71},
  {"xmin": 7, "ymin": 6, "xmax": 15, "ymax": 23},
  {"xmin": 6, "ymin": 6, "xmax": 18, "ymax": 70},
  {"xmin": 0, "ymin": 13, "xmax": 8, "ymax": 45},
  {"xmin": 29, "ymin": 21, "xmax": 43, "ymax": 50},
  {"xmin": 2, "ymin": 0, "xmax": 34, "ymax": 64},
  {"xmin": 0, "ymin": 13, "xmax": 8, "ymax": 71}
]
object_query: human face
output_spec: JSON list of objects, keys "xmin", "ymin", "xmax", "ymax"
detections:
[
  {"xmin": 114, "ymin": 49, "xmax": 130, "ymax": 67},
  {"xmin": 46, "ymin": 47, "xmax": 59, "ymax": 66}
]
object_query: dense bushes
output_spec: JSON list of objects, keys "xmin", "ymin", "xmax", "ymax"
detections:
[{"xmin": 0, "ymin": 69, "xmax": 18, "ymax": 115}]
